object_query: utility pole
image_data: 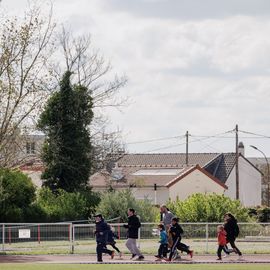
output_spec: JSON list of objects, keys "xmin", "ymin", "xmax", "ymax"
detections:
[
  {"xmin": 186, "ymin": 131, "xmax": 189, "ymax": 166},
  {"xmin": 235, "ymin": 124, "xmax": 239, "ymax": 200}
]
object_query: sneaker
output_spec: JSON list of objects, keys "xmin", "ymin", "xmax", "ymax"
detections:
[
  {"xmin": 111, "ymin": 251, "xmax": 115, "ymax": 259},
  {"xmin": 238, "ymin": 255, "xmax": 244, "ymax": 261},
  {"xmin": 216, "ymin": 258, "xmax": 222, "ymax": 261},
  {"xmin": 189, "ymin": 250, "xmax": 194, "ymax": 258},
  {"xmin": 130, "ymin": 254, "xmax": 136, "ymax": 260},
  {"xmin": 154, "ymin": 255, "xmax": 160, "ymax": 258},
  {"xmin": 118, "ymin": 252, "xmax": 123, "ymax": 258},
  {"xmin": 137, "ymin": 255, "xmax": 144, "ymax": 261}
]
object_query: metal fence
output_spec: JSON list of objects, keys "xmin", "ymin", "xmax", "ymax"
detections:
[{"xmin": 1, "ymin": 222, "xmax": 270, "ymax": 254}]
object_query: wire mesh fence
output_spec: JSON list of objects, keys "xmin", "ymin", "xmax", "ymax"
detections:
[{"xmin": 1, "ymin": 222, "xmax": 270, "ymax": 254}]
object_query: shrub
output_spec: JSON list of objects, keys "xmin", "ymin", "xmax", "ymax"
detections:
[
  {"xmin": 96, "ymin": 189, "xmax": 159, "ymax": 222},
  {"xmin": 35, "ymin": 187, "xmax": 100, "ymax": 222},
  {"xmin": 0, "ymin": 169, "xmax": 36, "ymax": 222},
  {"xmin": 166, "ymin": 193, "xmax": 250, "ymax": 222}
]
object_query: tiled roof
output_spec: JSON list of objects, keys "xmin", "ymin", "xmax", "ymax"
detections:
[
  {"xmin": 204, "ymin": 153, "xmax": 236, "ymax": 183},
  {"xmin": 90, "ymin": 152, "xmax": 240, "ymax": 188},
  {"xmin": 116, "ymin": 153, "xmax": 219, "ymax": 168}
]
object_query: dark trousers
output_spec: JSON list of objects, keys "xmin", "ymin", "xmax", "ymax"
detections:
[
  {"xmin": 96, "ymin": 242, "xmax": 113, "ymax": 262},
  {"xmin": 217, "ymin": 245, "xmax": 229, "ymax": 258},
  {"xmin": 108, "ymin": 242, "xmax": 121, "ymax": 253},
  {"xmin": 169, "ymin": 238, "xmax": 190, "ymax": 260},
  {"xmin": 227, "ymin": 238, "xmax": 242, "ymax": 256},
  {"xmin": 158, "ymin": 243, "xmax": 168, "ymax": 258}
]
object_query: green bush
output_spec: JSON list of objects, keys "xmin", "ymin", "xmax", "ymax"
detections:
[
  {"xmin": 248, "ymin": 206, "xmax": 270, "ymax": 222},
  {"xmin": 0, "ymin": 169, "xmax": 36, "ymax": 222},
  {"xmin": 166, "ymin": 193, "xmax": 250, "ymax": 222},
  {"xmin": 96, "ymin": 189, "xmax": 159, "ymax": 222},
  {"xmin": 35, "ymin": 187, "xmax": 100, "ymax": 222}
]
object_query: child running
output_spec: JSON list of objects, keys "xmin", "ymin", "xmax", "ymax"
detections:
[
  {"xmin": 164, "ymin": 217, "xmax": 193, "ymax": 261},
  {"xmin": 216, "ymin": 225, "xmax": 229, "ymax": 260},
  {"xmin": 107, "ymin": 225, "xmax": 122, "ymax": 259},
  {"xmin": 155, "ymin": 224, "xmax": 168, "ymax": 261}
]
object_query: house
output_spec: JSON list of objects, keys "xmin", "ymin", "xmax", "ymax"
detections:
[{"xmin": 90, "ymin": 144, "xmax": 262, "ymax": 207}]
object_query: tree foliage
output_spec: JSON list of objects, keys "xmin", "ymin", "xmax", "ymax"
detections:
[
  {"xmin": 38, "ymin": 71, "xmax": 94, "ymax": 192},
  {"xmin": 35, "ymin": 187, "xmax": 100, "ymax": 222},
  {"xmin": 96, "ymin": 189, "xmax": 159, "ymax": 222},
  {"xmin": 166, "ymin": 193, "xmax": 250, "ymax": 222},
  {"xmin": 0, "ymin": 168, "xmax": 36, "ymax": 222},
  {"xmin": 0, "ymin": 5, "xmax": 55, "ymax": 167}
]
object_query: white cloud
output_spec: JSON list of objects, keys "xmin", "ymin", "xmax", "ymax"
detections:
[{"xmin": 2, "ymin": 0, "xmax": 270, "ymax": 156}]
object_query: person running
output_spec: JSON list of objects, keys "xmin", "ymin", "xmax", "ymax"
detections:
[
  {"xmin": 94, "ymin": 214, "xmax": 115, "ymax": 262},
  {"xmin": 123, "ymin": 208, "xmax": 144, "ymax": 260},
  {"xmin": 216, "ymin": 225, "xmax": 230, "ymax": 260},
  {"xmin": 224, "ymin": 213, "xmax": 242, "ymax": 259},
  {"xmin": 164, "ymin": 217, "xmax": 193, "ymax": 261},
  {"xmin": 155, "ymin": 224, "xmax": 168, "ymax": 261},
  {"xmin": 107, "ymin": 225, "xmax": 122, "ymax": 259},
  {"xmin": 160, "ymin": 204, "xmax": 175, "ymax": 253}
]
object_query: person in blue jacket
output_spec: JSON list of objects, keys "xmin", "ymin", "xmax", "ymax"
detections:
[
  {"xmin": 94, "ymin": 214, "xmax": 114, "ymax": 262},
  {"xmin": 155, "ymin": 224, "xmax": 168, "ymax": 261}
]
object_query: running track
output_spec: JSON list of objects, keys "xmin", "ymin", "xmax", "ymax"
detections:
[{"xmin": 1, "ymin": 254, "xmax": 270, "ymax": 264}]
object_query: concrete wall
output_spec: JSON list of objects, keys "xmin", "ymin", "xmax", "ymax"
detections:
[
  {"xmin": 225, "ymin": 156, "xmax": 261, "ymax": 206},
  {"xmin": 168, "ymin": 169, "xmax": 225, "ymax": 201}
]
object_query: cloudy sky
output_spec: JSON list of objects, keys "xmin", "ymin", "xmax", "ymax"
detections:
[{"xmin": 2, "ymin": 0, "xmax": 270, "ymax": 156}]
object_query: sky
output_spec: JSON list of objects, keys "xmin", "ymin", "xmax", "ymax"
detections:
[{"xmin": 2, "ymin": 0, "xmax": 270, "ymax": 157}]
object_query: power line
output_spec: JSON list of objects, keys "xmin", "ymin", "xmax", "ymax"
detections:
[
  {"xmin": 125, "ymin": 135, "xmax": 185, "ymax": 145},
  {"xmin": 239, "ymin": 130, "xmax": 270, "ymax": 139}
]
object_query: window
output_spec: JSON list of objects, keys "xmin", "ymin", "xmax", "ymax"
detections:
[{"xmin": 26, "ymin": 142, "xmax": 36, "ymax": 154}]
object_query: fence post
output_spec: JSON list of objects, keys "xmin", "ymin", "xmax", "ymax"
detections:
[
  {"xmin": 205, "ymin": 223, "xmax": 209, "ymax": 254},
  {"xmin": 8, "ymin": 227, "xmax": 11, "ymax": 245},
  {"xmin": 137, "ymin": 228, "xmax": 141, "ymax": 249},
  {"xmin": 70, "ymin": 224, "xmax": 74, "ymax": 254},
  {"xmin": 37, "ymin": 224, "xmax": 41, "ymax": 244},
  {"xmin": 2, "ymin": 224, "xmax": 5, "ymax": 252}
]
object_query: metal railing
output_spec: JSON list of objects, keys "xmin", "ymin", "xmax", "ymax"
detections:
[{"xmin": 1, "ymin": 222, "xmax": 270, "ymax": 254}]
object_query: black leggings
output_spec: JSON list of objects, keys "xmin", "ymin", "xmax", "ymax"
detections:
[
  {"xmin": 108, "ymin": 243, "xmax": 121, "ymax": 253},
  {"xmin": 227, "ymin": 239, "xmax": 242, "ymax": 256}
]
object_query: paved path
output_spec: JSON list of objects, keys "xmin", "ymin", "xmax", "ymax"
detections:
[{"xmin": 1, "ymin": 254, "xmax": 270, "ymax": 264}]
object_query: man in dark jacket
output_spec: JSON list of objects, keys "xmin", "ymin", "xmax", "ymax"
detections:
[
  {"xmin": 94, "ymin": 214, "xmax": 114, "ymax": 262},
  {"xmin": 123, "ymin": 208, "xmax": 144, "ymax": 260}
]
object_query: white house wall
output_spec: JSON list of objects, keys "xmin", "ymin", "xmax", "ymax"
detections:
[
  {"xmin": 131, "ymin": 187, "xmax": 169, "ymax": 205},
  {"xmin": 224, "ymin": 156, "xmax": 261, "ymax": 206},
  {"xmin": 169, "ymin": 169, "xmax": 225, "ymax": 201}
]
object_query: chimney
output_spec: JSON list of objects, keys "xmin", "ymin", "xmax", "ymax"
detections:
[{"xmin": 238, "ymin": 141, "xmax": 244, "ymax": 156}]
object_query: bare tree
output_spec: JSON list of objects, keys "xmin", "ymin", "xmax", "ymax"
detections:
[
  {"xmin": 57, "ymin": 28, "xmax": 127, "ymax": 108},
  {"xmin": 0, "ymin": 5, "xmax": 56, "ymax": 167},
  {"xmin": 55, "ymin": 28, "xmax": 128, "ymax": 171}
]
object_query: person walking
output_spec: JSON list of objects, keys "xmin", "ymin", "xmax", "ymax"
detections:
[
  {"xmin": 123, "ymin": 208, "xmax": 144, "ymax": 260},
  {"xmin": 216, "ymin": 225, "xmax": 230, "ymax": 260},
  {"xmin": 224, "ymin": 213, "xmax": 242, "ymax": 259},
  {"xmin": 94, "ymin": 214, "xmax": 115, "ymax": 262}
]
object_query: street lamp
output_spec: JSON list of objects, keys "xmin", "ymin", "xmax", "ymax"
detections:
[{"xmin": 250, "ymin": 145, "xmax": 270, "ymax": 206}]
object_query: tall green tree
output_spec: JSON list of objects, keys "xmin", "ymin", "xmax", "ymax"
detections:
[{"xmin": 38, "ymin": 71, "xmax": 94, "ymax": 192}]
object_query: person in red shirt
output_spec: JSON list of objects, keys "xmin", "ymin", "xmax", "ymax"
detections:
[{"xmin": 216, "ymin": 225, "xmax": 229, "ymax": 260}]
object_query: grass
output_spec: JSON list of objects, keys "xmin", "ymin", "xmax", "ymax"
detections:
[{"xmin": 1, "ymin": 264, "xmax": 270, "ymax": 270}]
